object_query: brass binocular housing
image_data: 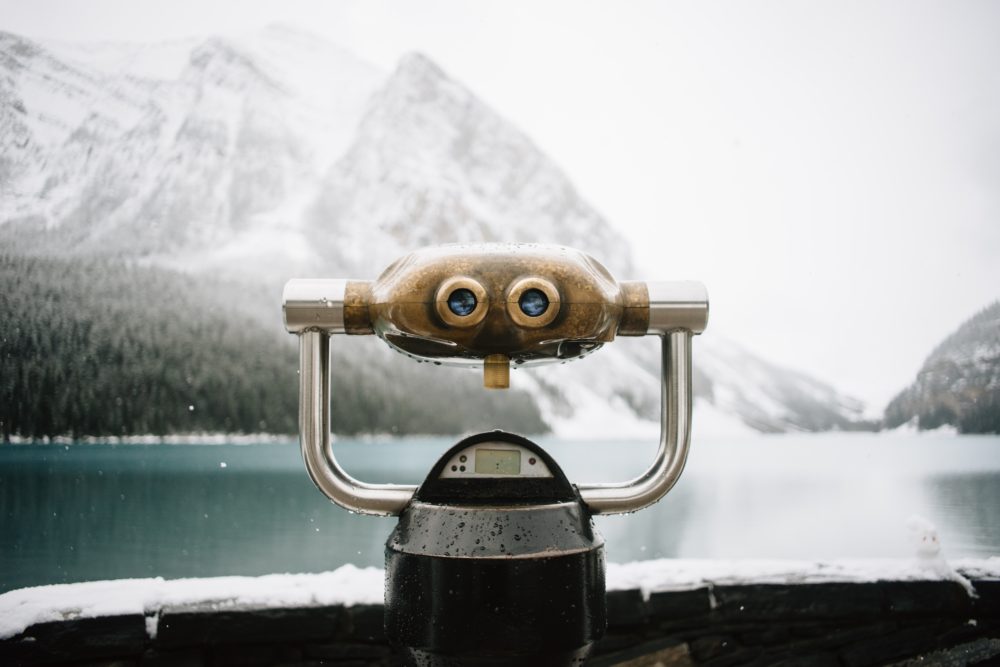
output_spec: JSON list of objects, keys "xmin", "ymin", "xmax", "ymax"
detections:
[{"xmin": 284, "ymin": 243, "xmax": 708, "ymax": 389}]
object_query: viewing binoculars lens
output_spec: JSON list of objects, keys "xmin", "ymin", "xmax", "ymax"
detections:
[
  {"xmin": 518, "ymin": 288, "xmax": 549, "ymax": 317},
  {"xmin": 447, "ymin": 288, "xmax": 477, "ymax": 316}
]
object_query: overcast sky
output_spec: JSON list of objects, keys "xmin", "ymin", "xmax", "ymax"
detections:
[{"xmin": 4, "ymin": 0, "xmax": 999, "ymax": 408}]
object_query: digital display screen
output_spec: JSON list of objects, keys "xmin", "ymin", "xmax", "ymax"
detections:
[{"xmin": 475, "ymin": 449, "xmax": 521, "ymax": 475}]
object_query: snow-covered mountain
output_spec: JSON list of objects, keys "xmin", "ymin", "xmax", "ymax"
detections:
[
  {"xmin": 0, "ymin": 26, "xmax": 869, "ymax": 435},
  {"xmin": 884, "ymin": 301, "xmax": 1000, "ymax": 433},
  {"xmin": 1, "ymin": 26, "xmax": 381, "ymax": 268}
]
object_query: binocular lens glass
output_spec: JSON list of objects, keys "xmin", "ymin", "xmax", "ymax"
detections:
[
  {"xmin": 447, "ymin": 288, "xmax": 478, "ymax": 316},
  {"xmin": 519, "ymin": 289, "xmax": 549, "ymax": 317}
]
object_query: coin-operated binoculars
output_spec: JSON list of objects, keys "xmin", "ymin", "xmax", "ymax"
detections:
[{"xmin": 283, "ymin": 243, "xmax": 708, "ymax": 666}]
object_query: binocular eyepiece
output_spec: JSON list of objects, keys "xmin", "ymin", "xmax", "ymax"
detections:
[{"xmin": 284, "ymin": 243, "xmax": 707, "ymax": 389}]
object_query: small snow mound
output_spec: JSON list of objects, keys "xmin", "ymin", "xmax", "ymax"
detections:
[
  {"xmin": 906, "ymin": 514, "xmax": 977, "ymax": 597},
  {"xmin": 144, "ymin": 612, "xmax": 159, "ymax": 639}
]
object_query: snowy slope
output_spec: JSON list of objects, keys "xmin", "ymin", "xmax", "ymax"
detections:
[
  {"xmin": 696, "ymin": 335, "xmax": 871, "ymax": 433},
  {"xmin": 520, "ymin": 333, "xmax": 868, "ymax": 438},
  {"xmin": 0, "ymin": 31, "xmax": 154, "ymax": 223},
  {"xmin": 0, "ymin": 27, "xmax": 869, "ymax": 435},
  {"xmin": 1, "ymin": 27, "xmax": 382, "ymax": 273}
]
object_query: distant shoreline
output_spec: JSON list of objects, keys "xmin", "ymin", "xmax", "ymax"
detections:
[
  {"xmin": 3, "ymin": 433, "xmax": 298, "ymax": 445},
  {"xmin": 2, "ymin": 424, "xmax": 985, "ymax": 446},
  {"xmin": 1, "ymin": 432, "xmax": 506, "ymax": 445}
]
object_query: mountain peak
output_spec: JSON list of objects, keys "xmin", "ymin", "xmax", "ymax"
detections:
[
  {"xmin": 377, "ymin": 51, "xmax": 463, "ymax": 113},
  {"xmin": 395, "ymin": 51, "xmax": 447, "ymax": 81},
  {"xmin": 186, "ymin": 37, "xmax": 279, "ymax": 91},
  {"xmin": 306, "ymin": 49, "xmax": 635, "ymax": 277},
  {"xmin": 0, "ymin": 31, "xmax": 44, "ymax": 60}
]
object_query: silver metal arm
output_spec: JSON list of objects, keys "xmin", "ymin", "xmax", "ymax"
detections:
[
  {"xmin": 285, "ymin": 278, "xmax": 706, "ymax": 518},
  {"xmin": 578, "ymin": 331, "xmax": 693, "ymax": 514},
  {"xmin": 299, "ymin": 330, "xmax": 418, "ymax": 516},
  {"xmin": 576, "ymin": 280, "xmax": 707, "ymax": 514},
  {"xmin": 288, "ymin": 277, "xmax": 417, "ymax": 516}
]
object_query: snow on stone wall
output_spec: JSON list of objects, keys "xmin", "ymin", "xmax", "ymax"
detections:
[{"xmin": 3, "ymin": 558, "xmax": 998, "ymax": 641}]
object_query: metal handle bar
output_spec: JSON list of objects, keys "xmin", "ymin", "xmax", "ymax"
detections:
[{"xmin": 284, "ymin": 279, "xmax": 707, "ymax": 516}]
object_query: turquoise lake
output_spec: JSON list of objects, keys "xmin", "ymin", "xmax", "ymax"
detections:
[{"xmin": 2, "ymin": 434, "xmax": 999, "ymax": 593}]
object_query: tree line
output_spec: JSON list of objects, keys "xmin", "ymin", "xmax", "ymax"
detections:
[{"xmin": 1, "ymin": 254, "xmax": 547, "ymax": 441}]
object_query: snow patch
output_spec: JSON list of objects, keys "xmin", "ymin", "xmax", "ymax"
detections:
[
  {"xmin": 537, "ymin": 380, "xmax": 658, "ymax": 441},
  {"xmin": 882, "ymin": 419, "xmax": 959, "ymax": 437},
  {"xmin": 144, "ymin": 612, "xmax": 159, "ymax": 639},
  {"xmin": 605, "ymin": 558, "xmax": 1000, "ymax": 601},
  {"xmin": 543, "ymin": 396, "xmax": 762, "ymax": 440},
  {"xmin": 0, "ymin": 565, "xmax": 382, "ymax": 640}
]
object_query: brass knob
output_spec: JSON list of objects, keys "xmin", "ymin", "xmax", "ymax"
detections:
[{"xmin": 483, "ymin": 354, "xmax": 510, "ymax": 389}]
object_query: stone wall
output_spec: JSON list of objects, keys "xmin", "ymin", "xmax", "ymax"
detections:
[{"xmin": 3, "ymin": 580, "xmax": 999, "ymax": 666}]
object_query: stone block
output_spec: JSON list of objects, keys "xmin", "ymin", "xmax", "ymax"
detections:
[
  {"xmin": 0, "ymin": 615, "xmax": 147, "ymax": 665},
  {"xmin": 607, "ymin": 589, "xmax": 648, "ymax": 628},
  {"xmin": 209, "ymin": 642, "xmax": 302, "ymax": 667},
  {"xmin": 346, "ymin": 605, "xmax": 386, "ymax": 643},
  {"xmin": 140, "ymin": 647, "xmax": 206, "ymax": 666},
  {"xmin": 156, "ymin": 607, "xmax": 343, "ymax": 648},
  {"xmin": 700, "ymin": 645, "xmax": 762, "ymax": 667},
  {"xmin": 765, "ymin": 652, "xmax": 840, "ymax": 667},
  {"xmin": 739, "ymin": 625, "xmax": 792, "ymax": 646},
  {"xmin": 783, "ymin": 621, "xmax": 900, "ymax": 655},
  {"xmin": 972, "ymin": 580, "xmax": 1000, "ymax": 617},
  {"xmin": 689, "ymin": 634, "xmax": 740, "ymax": 661},
  {"xmin": 646, "ymin": 587, "xmax": 712, "ymax": 620},
  {"xmin": 593, "ymin": 632, "xmax": 647, "ymax": 657},
  {"xmin": 787, "ymin": 621, "xmax": 885, "ymax": 640},
  {"xmin": 839, "ymin": 624, "xmax": 948, "ymax": 667},
  {"xmin": 304, "ymin": 641, "xmax": 392, "ymax": 660},
  {"xmin": 713, "ymin": 584, "xmax": 883, "ymax": 620},
  {"xmin": 880, "ymin": 581, "xmax": 973, "ymax": 617}
]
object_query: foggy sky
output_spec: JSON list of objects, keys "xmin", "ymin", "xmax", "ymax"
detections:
[{"xmin": 3, "ymin": 0, "xmax": 999, "ymax": 408}]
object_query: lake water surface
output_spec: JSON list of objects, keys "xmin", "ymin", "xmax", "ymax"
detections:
[{"xmin": 2, "ymin": 433, "xmax": 999, "ymax": 593}]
